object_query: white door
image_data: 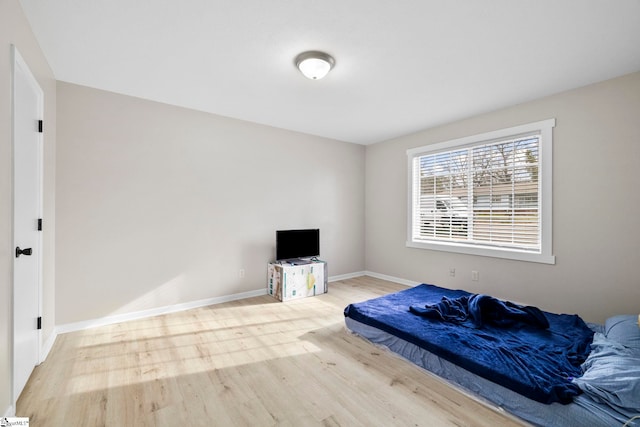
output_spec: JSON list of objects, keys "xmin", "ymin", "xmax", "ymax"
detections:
[{"xmin": 12, "ymin": 46, "xmax": 43, "ymax": 402}]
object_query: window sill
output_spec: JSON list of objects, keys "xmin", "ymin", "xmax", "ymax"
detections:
[{"xmin": 406, "ymin": 240, "xmax": 556, "ymax": 265}]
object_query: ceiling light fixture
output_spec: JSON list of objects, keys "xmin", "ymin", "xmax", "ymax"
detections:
[{"xmin": 295, "ymin": 51, "xmax": 335, "ymax": 80}]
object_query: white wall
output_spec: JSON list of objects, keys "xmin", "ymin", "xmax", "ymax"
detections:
[
  {"xmin": 0, "ymin": 0, "xmax": 56, "ymax": 414},
  {"xmin": 56, "ymin": 82, "xmax": 365, "ymax": 325},
  {"xmin": 365, "ymin": 72, "xmax": 640, "ymax": 324},
  {"xmin": 55, "ymin": 72, "xmax": 640, "ymax": 326}
]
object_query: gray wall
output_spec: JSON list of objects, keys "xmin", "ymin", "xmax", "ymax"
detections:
[
  {"xmin": 365, "ymin": 71, "xmax": 640, "ymax": 324},
  {"xmin": 0, "ymin": 0, "xmax": 56, "ymax": 414},
  {"xmin": 56, "ymin": 82, "xmax": 365, "ymax": 325}
]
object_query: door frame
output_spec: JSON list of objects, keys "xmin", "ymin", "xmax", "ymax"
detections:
[{"xmin": 11, "ymin": 44, "xmax": 44, "ymax": 405}]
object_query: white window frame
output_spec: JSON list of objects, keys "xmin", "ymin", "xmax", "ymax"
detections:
[{"xmin": 406, "ymin": 119, "xmax": 555, "ymax": 264}]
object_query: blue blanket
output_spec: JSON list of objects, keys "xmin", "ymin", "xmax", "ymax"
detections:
[
  {"xmin": 409, "ymin": 294, "xmax": 550, "ymax": 329},
  {"xmin": 344, "ymin": 284, "xmax": 594, "ymax": 404}
]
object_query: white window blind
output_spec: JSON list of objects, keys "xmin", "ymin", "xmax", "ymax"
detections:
[{"xmin": 407, "ymin": 119, "xmax": 555, "ymax": 264}]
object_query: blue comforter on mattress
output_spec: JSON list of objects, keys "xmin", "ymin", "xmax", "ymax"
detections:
[
  {"xmin": 343, "ymin": 284, "xmax": 594, "ymax": 404},
  {"xmin": 409, "ymin": 293, "xmax": 550, "ymax": 329}
]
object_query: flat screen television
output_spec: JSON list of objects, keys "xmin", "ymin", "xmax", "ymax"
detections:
[{"xmin": 276, "ymin": 229, "xmax": 320, "ymax": 261}]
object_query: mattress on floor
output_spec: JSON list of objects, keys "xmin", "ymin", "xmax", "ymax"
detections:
[{"xmin": 343, "ymin": 283, "xmax": 634, "ymax": 427}]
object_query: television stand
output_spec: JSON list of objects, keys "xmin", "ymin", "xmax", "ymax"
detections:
[{"xmin": 267, "ymin": 260, "xmax": 327, "ymax": 301}]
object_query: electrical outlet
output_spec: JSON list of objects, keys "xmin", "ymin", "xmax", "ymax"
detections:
[
  {"xmin": 449, "ymin": 268, "xmax": 456, "ymax": 277},
  {"xmin": 471, "ymin": 270, "xmax": 479, "ymax": 281},
  {"xmin": 239, "ymin": 269, "xmax": 245, "ymax": 278}
]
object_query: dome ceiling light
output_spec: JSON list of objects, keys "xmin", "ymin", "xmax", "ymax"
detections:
[{"xmin": 295, "ymin": 51, "xmax": 335, "ymax": 80}]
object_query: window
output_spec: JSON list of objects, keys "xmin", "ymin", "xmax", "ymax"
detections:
[{"xmin": 407, "ymin": 119, "xmax": 555, "ymax": 264}]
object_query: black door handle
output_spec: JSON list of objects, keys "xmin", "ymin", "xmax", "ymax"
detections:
[{"xmin": 15, "ymin": 247, "xmax": 32, "ymax": 258}]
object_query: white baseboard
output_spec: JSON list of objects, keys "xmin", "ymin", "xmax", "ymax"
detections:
[
  {"xmin": 56, "ymin": 288, "xmax": 267, "ymax": 335},
  {"xmin": 40, "ymin": 329, "xmax": 58, "ymax": 363},
  {"xmin": 363, "ymin": 271, "xmax": 420, "ymax": 287},
  {"xmin": 328, "ymin": 271, "xmax": 366, "ymax": 282},
  {"xmin": 53, "ymin": 271, "xmax": 411, "ymax": 336},
  {"xmin": 3, "ymin": 404, "xmax": 15, "ymax": 417},
  {"xmin": 53, "ymin": 271, "xmax": 368, "ymax": 335},
  {"xmin": 328, "ymin": 270, "xmax": 418, "ymax": 287}
]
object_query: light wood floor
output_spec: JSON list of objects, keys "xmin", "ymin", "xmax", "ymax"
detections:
[{"xmin": 18, "ymin": 276, "xmax": 526, "ymax": 426}]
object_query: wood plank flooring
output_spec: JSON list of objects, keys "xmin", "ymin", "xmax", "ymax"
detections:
[{"xmin": 17, "ymin": 276, "xmax": 526, "ymax": 426}]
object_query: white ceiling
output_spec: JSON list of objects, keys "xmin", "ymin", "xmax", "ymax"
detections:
[{"xmin": 19, "ymin": 0, "xmax": 640, "ymax": 145}]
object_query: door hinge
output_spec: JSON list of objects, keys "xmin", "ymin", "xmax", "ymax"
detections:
[
  {"xmin": 38, "ymin": 218, "xmax": 43, "ymax": 231},
  {"xmin": 38, "ymin": 120, "xmax": 43, "ymax": 133},
  {"xmin": 37, "ymin": 316, "xmax": 42, "ymax": 330}
]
